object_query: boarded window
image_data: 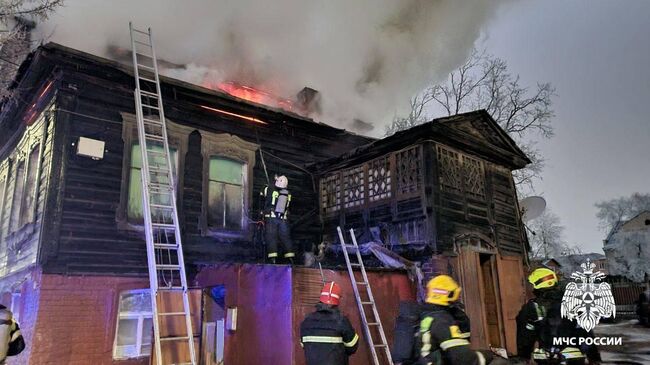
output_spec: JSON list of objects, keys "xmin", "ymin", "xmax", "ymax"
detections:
[
  {"xmin": 320, "ymin": 173, "xmax": 341, "ymax": 214},
  {"xmin": 368, "ymin": 156, "xmax": 391, "ymax": 202},
  {"xmin": 343, "ymin": 166, "xmax": 365, "ymax": 209},
  {"xmin": 437, "ymin": 145, "xmax": 462, "ymax": 194},
  {"xmin": 462, "ymin": 154, "xmax": 485, "ymax": 199},
  {"xmin": 207, "ymin": 157, "xmax": 244, "ymax": 231},
  {"xmin": 128, "ymin": 144, "xmax": 178, "ymax": 222},
  {"xmin": 9, "ymin": 162, "xmax": 25, "ymax": 232},
  {"xmin": 395, "ymin": 146, "xmax": 422, "ymax": 196},
  {"xmin": 20, "ymin": 145, "xmax": 40, "ymax": 226},
  {"xmin": 113, "ymin": 290, "xmax": 153, "ymax": 359}
]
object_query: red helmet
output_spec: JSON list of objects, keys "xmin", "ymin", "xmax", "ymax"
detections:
[{"xmin": 320, "ymin": 282, "xmax": 342, "ymax": 305}]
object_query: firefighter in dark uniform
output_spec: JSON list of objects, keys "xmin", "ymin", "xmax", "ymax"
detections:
[
  {"xmin": 300, "ymin": 282, "xmax": 359, "ymax": 365},
  {"xmin": 516, "ymin": 268, "xmax": 601, "ymax": 364},
  {"xmin": 261, "ymin": 175, "xmax": 294, "ymax": 263},
  {"xmin": 418, "ymin": 275, "xmax": 495, "ymax": 365},
  {"xmin": 0, "ymin": 304, "xmax": 25, "ymax": 364}
]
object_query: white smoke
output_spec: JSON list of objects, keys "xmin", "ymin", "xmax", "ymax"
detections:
[{"xmin": 36, "ymin": 0, "xmax": 508, "ymax": 134}]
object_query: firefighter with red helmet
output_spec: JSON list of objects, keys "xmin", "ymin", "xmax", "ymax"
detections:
[{"xmin": 300, "ymin": 282, "xmax": 360, "ymax": 365}]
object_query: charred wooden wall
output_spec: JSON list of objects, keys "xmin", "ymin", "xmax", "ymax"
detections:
[{"xmin": 19, "ymin": 44, "xmax": 372, "ymax": 276}]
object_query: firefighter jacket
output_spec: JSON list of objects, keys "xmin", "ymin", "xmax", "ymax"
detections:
[
  {"xmin": 0, "ymin": 305, "xmax": 25, "ymax": 364},
  {"xmin": 418, "ymin": 303, "xmax": 493, "ymax": 365},
  {"xmin": 261, "ymin": 186, "xmax": 291, "ymax": 219},
  {"xmin": 300, "ymin": 303, "xmax": 359, "ymax": 365},
  {"xmin": 516, "ymin": 287, "xmax": 601, "ymax": 363}
]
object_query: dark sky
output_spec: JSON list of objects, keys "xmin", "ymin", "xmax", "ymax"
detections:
[{"xmin": 480, "ymin": 0, "xmax": 650, "ymax": 253}]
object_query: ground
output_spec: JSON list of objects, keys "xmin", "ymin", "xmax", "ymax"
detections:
[{"xmin": 595, "ymin": 319, "xmax": 650, "ymax": 364}]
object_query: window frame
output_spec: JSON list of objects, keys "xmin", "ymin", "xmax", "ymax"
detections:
[
  {"xmin": 117, "ymin": 113, "xmax": 193, "ymax": 231},
  {"xmin": 200, "ymin": 132, "xmax": 257, "ymax": 238},
  {"xmin": 112, "ymin": 289, "xmax": 153, "ymax": 360},
  {"xmin": 207, "ymin": 156, "xmax": 245, "ymax": 231}
]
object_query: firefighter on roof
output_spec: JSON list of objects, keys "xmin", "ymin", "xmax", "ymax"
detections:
[
  {"xmin": 516, "ymin": 268, "xmax": 601, "ymax": 364},
  {"xmin": 261, "ymin": 175, "xmax": 294, "ymax": 263},
  {"xmin": 418, "ymin": 275, "xmax": 496, "ymax": 365},
  {"xmin": 300, "ymin": 282, "xmax": 359, "ymax": 365}
]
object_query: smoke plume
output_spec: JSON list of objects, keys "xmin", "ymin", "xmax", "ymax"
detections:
[{"xmin": 36, "ymin": 0, "xmax": 507, "ymax": 134}]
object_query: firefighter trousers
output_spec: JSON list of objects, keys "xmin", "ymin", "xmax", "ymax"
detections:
[{"xmin": 265, "ymin": 218, "xmax": 294, "ymax": 259}]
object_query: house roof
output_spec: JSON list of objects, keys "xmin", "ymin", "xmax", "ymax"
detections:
[{"xmin": 314, "ymin": 110, "xmax": 531, "ymax": 172}]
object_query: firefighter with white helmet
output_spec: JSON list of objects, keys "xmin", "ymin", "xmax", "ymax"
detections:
[
  {"xmin": 260, "ymin": 175, "xmax": 294, "ymax": 263},
  {"xmin": 418, "ymin": 275, "xmax": 495, "ymax": 365}
]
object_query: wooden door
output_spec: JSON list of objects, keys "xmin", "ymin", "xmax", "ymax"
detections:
[
  {"xmin": 495, "ymin": 255, "xmax": 526, "ymax": 355},
  {"xmin": 457, "ymin": 246, "xmax": 489, "ymax": 349}
]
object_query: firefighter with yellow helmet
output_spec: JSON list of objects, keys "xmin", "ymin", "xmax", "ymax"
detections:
[
  {"xmin": 516, "ymin": 267, "xmax": 601, "ymax": 364},
  {"xmin": 418, "ymin": 275, "xmax": 495, "ymax": 365}
]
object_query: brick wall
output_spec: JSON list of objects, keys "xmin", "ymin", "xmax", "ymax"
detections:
[{"xmin": 23, "ymin": 274, "xmax": 150, "ymax": 365}]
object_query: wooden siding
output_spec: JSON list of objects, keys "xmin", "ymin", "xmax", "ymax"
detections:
[{"xmin": 11, "ymin": 44, "xmax": 372, "ymax": 276}]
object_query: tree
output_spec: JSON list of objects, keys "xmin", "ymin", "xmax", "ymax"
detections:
[
  {"xmin": 0, "ymin": 0, "xmax": 63, "ymax": 93},
  {"xmin": 595, "ymin": 192, "xmax": 650, "ymax": 233},
  {"xmin": 385, "ymin": 48, "xmax": 555, "ymax": 189},
  {"xmin": 528, "ymin": 210, "xmax": 568, "ymax": 259}
]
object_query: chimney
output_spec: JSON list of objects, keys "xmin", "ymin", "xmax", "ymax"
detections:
[
  {"xmin": 296, "ymin": 87, "xmax": 321, "ymax": 115},
  {"xmin": 0, "ymin": 17, "xmax": 36, "ymax": 92}
]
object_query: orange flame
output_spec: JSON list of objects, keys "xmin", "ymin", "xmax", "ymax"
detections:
[{"xmin": 213, "ymin": 81, "xmax": 294, "ymax": 111}]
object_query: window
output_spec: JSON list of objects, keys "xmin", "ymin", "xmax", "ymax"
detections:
[
  {"xmin": 127, "ymin": 143, "xmax": 178, "ymax": 222},
  {"xmin": 118, "ymin": 113, "xmax": 192, "ymax": 230},
  {"xmin": 8, "ymin": 161, "xmax": 25, "ymax": 233},
  {"xmin": 20, "ymin": 145, "xmax": 40, "ymax": 225},
  {"xmin": 113, "ymin": 290, "xmax": 153, "ymax": 359},
  {"xmin": 437, "ymin": 144, "xmax": 486, "ymax": 200},
  {"xmin": 200, "ymin": 133, "xmax": 257, "ymax": 236},
  {"xmin": 208, "ymin": 157, "xmax": 244, "ymax": 230}
]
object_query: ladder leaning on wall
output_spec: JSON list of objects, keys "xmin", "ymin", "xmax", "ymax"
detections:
[
  {"xmin": 128, "ymin": 22, "xmax": 196, "ymax": 365},
  {"xmin": 337, "ymin": 226, "xmax": 393, "ymax": 365}
]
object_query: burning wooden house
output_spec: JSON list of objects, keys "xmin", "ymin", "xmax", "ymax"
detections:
[{"xmin": 0, "ymin": 43, "xmax": 530, "ymax": 364}]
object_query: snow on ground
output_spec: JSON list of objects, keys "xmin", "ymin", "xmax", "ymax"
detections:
[{"xmin": 595, "ymin": 320, "xmax": 650, "ymax": 364}]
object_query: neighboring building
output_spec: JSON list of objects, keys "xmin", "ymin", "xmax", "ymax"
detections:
[
  {"xmin": 552, "ymin": 253, "xmax": 607, "ymax": 278},
  {"xmin": 603, "ymin": 211, "xmax": 650, "ymax": 283},
  {"xmin": 0, "ymin": 43, "xmax": 531, "ymax": 364}
]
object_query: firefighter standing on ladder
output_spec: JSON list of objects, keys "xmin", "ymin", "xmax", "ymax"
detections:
[{"xmin": 261, "ymin": 175, "xmax": 294, "ymax": 264}]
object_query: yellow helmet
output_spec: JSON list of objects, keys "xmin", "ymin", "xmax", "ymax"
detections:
[
  {"xmin": 528, "ymin": 268, "xmax": 558, "ymax": 290},
  {"xmin": 426, "ymin": 275, "xmax": 461, "ymax": 306}
]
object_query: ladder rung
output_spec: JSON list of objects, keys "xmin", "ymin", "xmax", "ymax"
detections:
[
  {"xmin": 134, "ymin": 40, "xmax": 151, "ymax": 47},
  {"xmin": 142, "ymin": 103, "xmax": 160, "ymax": 110},
  {"xmin": 148, "ymin": 183, "xmax": 173, "ymax": 191},
  {"xmin": 154, "ymin": 243, "xmax": 178, "ymax": 249},
  {"xmin": 159, "ymin": 336, "xmax": 190, "ymax": 342},
  {"xmin": 140, "ymin": 90, "xmax": 159, "ymax": 98},
  {"xmin": 361, "ymin": 301, "xmax": 374, "ymax": 305},
  {"xmin": 145, "ymin": 133, "xmax": 165, "ymax": 142},
  {"xmin": 139, "ymin": 75, "xmax": 157, "ymax": 83},
  {"xmin": 158, "ymin": 311, "xmax": 186, "ymax": 316},
  {"xmin": 132, "ymin": 28, "xmax": 149, "ymax": 35},
  {"xmin": 156, "ymin": 264, "xmax": 181, "ymax": 270},
  {"xmin": 349, "ymin": 263, "xmax": 362, "ymax": 267},
  {"xmin": 152, "ymin": 223, "xmax": 176, "ymax": 229},
  {"xmin": 138, "ymin": 64, "xmax": 155, "ymax": 72},
  {"xmin": 159, "ymin": 286, "xmax": 186, "ymax": 291},
  {"xmin": 151, "ymin": 203, "xmax": 173, "ymax": 209},
  {"xmin": 146, "ymin": 149, "xmax": 166, "ymax": 155},
  {"xmin": 367, "ymin": 322, "xmax": 379, "ymax": 326},
  {"xmin": 143, "ymin": 117, "xmax": 162, "ymax": 125},
  {"xmin": 356, "ymin": 281, "xmax": 367, "ymax": 285},
  {"xmin": 373, "ymin": 344, "xmax": 387, "ymax": 348}
]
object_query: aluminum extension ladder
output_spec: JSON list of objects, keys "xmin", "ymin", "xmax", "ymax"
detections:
[
  {"xmin": 337, "ymin": 227, "xmax": 393, "ymax": 365},
  {"xmin": 129, "ymin": 23, "xmax": 196, "ymax": 365}
]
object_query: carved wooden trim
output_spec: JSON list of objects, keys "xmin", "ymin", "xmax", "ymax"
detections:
[
  {"xmin": 199, "ymin": 132, "xmax": 258, "ymax": 238},
  {"xmin": 116, "ymin": 112, "xmax": 193, "ymax": 231}
]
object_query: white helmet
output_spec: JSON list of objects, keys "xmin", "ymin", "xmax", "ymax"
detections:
[{"xmin": 275, "ymin": 175, "xmax": 288, "ymax": 189}]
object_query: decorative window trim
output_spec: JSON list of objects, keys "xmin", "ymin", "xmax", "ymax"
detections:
[
  {"xmin": 0, "ymin": 110, "xmax": 49, "ymax": 255},
  {"xmin": 199, "ymin": 132, "xmax": 257, "ymax": 238},
  {"xmin": 436, "ymin": 143, "xmax": 486, "ymax": 200},
  {"xmin": 117, "ymin": 113, "xmax": 193, "ymax": 232}
]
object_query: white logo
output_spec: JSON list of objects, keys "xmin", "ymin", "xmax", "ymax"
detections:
[{"xmin": 561, "ymin": 259, "xmax": 616, "ymax": 331}]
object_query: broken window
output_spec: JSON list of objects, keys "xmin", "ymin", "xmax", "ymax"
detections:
[
  {"xmin": 320, "ymin": 173, "xmax": 341, "ymax": 214},
  {"xmin": 20, "ymin": 145, "xmax": 40, "ymax": 226},
  {"xmin": 368, "ymin": 156, "xmax": 391, "ymax": 202},
  {"xmin": 396, "ymin": 146, "xmax": 422, "ymax": 197},
  {"xmin": 127, "ymin": 143, "xmax": 178, "ymax": 222},
  {"xmin": 343, "ymin": 166, "xmax": 365, "ymax": 208},
  {"xmin": 9, "ymin": 161, "xmax": 25, "ymax": 233},
  {"xmin": 113, "ymin": 289, "xmax": 153, "ymax": 359},
  {"xmin": 207, "ymin": 156, "xmax": 244, "ymax": 231}
]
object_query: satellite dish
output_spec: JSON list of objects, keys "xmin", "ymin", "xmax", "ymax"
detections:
[{"xmin": 519, "ymin": 196, "xmax": 546, "ymax": 222}]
